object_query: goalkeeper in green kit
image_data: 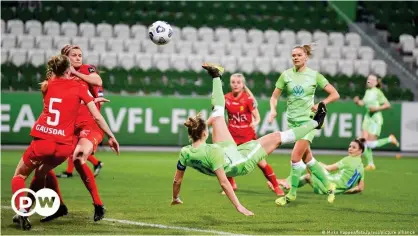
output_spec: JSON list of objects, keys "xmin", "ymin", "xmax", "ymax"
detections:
[{"xmin": 171, "ymin": 63, "xmax": 329, "ymax": 216}]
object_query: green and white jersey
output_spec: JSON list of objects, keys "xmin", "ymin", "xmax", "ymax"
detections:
[
  {"xmin": 275, "ymin": 67, "xmax": 329, "ymax": 123},
  {"xmin": 329, "ymin": 155, "xmax": 365, "ymax": 191},
  {"xmin": 362, "ymin": 87, "xmax": 389, "ymax": 124}
]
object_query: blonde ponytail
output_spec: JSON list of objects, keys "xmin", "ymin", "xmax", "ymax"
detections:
[{"xmin": 294, "ymin": 42, "xmax": 318, "ymax": 58}]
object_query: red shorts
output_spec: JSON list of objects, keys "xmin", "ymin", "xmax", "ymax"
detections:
[
  {"xmin": 75, "ymin": 122, "xmax": 104, "ymax": 153},
  {"xmin": 233, "ymin": 133, "xmax": 257, "ymax": 145},
  {"xmin": 23, "ymin": 138, "xmax": 74, "ymax": 169}
]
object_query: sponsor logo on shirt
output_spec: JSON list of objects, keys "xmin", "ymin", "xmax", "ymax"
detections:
[{"xmin": 292, "ymin": 85, "xmax": 304, "ymax": 97}]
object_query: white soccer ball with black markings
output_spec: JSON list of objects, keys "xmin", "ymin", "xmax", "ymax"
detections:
[{"xmin": 148, "ymin": 21, "xmax": 173, "ymax": 45}]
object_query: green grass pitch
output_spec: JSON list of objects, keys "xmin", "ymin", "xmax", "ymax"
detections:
[{"xmin": 1, "ymin": 150, "xmax": 418, "ymax": 235}]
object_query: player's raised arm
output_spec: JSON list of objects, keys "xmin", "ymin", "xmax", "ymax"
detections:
[
  {"xmin": 85, "ymin": 101, "xmax": 120, "ymax": 155},
  {"xmin": 214, "ymin": 168, "xmax": 254, "ymax": 216}
]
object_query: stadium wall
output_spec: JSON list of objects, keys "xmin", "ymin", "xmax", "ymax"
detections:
[{"xmin": 1, "ymin": 92, "xmax": 416, "ymax": 151}]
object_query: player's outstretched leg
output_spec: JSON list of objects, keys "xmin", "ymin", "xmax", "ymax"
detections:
[
  {"xmin": 40, "ymin": 170, "xmax": 68, "ymax": 222},
  {"xmin": 88, "ymin": 155, "xmax": 104, "ymax": 177},
  {"xmin": 367, "ymin": 134, "xmax": 399, "ymax": 149}
]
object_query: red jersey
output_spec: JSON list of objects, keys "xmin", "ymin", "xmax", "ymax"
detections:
[
  {"xmin": 225, "ymin": 91, "xmax": 257, "ymax": 144},
  {"xmin": 75, "ymin": 64, "xmax": 104, "ymax": 125},
  {"xmin": 30, "ymin": 78, "xmax": 94, "ymax": 145}
]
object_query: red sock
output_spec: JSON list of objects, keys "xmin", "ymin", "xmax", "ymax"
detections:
[
  {"xmin": 65, "ymin": 156, "xmax": 74, "ymax": 173},
  {"xmin": 261, "ymin": 164, "xmax": 279, "ymax": 188},
  {"xmin": 74, "ymin": 160, "xmax": 103, "ymax": 205},
  {"xmin": 87, "ymin": 155, "xmax": 99, "ymax": 166},
  {"xmin": 45, "ymin": 170, "xmax": 64, "ymax": 204},
  {"xmin": 27, "ymin": 174, "xmax": 45, "ymax": 211},
  {"xmin": 11, "ymin": 176, "xmax": 26, "ymax": 210},
  {"xmin": 227, "ymin": 177, "xmax": 237, "ymax": 189}
]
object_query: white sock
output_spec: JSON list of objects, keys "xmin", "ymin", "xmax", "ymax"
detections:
[
  {"xmin": 306, "ymin": 157, "xmax": 317, "ymax": 167},
  {"xmin": 367, "ymin": 141, "xmax": 378, "ymax": 149},
  {"xmin": 291, "ymin": 160, "xmax": 306, "ymax": 170},
  {"xmin": 280, "ymin": 130, "xmax": 296, "ymax": 144},
  {"xmin": 211, "ymin": 106, "xmax": 224, "ymax": 118}
]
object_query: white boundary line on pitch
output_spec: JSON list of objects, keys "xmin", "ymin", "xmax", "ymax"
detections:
[{"xmin": 1, "ymin": 206, "xmax": 244, "ymax": 235}]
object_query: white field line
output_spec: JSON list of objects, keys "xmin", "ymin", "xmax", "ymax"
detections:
[{"xmin": 1, "ymin": 206, "xmax": 244, "ymax": 235}]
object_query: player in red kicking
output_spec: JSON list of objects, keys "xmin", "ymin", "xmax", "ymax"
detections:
[
  {"xmin": 56, "ymin": 45, "xmax": 104, "ymax": 178},
  {"xmin": 11, "ymin": 55, "xmax": 119, "ymax": 230},
  {"xmin": 224, "ymin": 73, "xmax": 284, "ymax": 196}
]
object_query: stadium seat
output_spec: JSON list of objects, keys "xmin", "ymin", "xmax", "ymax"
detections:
[
  {"xmin": 342, "ymin": 47, "xmax": 358, "ymax": 59},
  {"xmin": 399, "ymin": 34, "xmax": 415, "ymax": 54},
  {"xmin": 358, "ymin": 46, "xmax": 374, "ymax": 60},
  {"xmin": 325, "ymin": 46, "xmax": 342, "ymax": 59},
  {"xmin": 231, "ymin": 28, "xmax": 247, "ymax": 43},
  {"xmin": 214, "ymin": 27, "xmax": 231, "ymax": 42},
  {"xmin": 28, "ymin": 49, "xmax": 45, "ymax": 67},
  {"xmin": 118, "ymin": 53, "xmax": 135, "ymax": 70},
  {"xmin": 248, "ymin": 29, "xmax": 263, "ymax": 44},
  {"xmin": 114, "ymin": 24, "xmax": 131, "ymax": 38},
  {"xmin": 2, "ymin": 34, "xmax": 16, "ymax": 49},
  {"xmin": 276, "ymin": 44, "xmax": 292, "ymax": 58},
  {"xmin": 354, "ymin": 60, "xmax": 370, "ymax": 76},
  {"xmin": 2, "ymin": 49, "xmax": 9, "ymax": 64},
  {"xmin": 307, "ymin": 59, "xmax": 320, "ymax": 71},
  {"xmin": 193, "ymin": 41, "xmax": 210, "ymax": 55},
  {"xmin": 209, "ymin": 42, "xmax": 226, "ymax": 56},
  {"xmin": 264, "ymin": 29, "xmax": 280, "ymax": 44},
  {"xmin": 170, "ymin": 54, "xmax": 188, "ymax": 71},
  {"xmin": 242, "ymin": 43, "xmax": 259, "ymax": 57},
  {"xmin": 280, "ymin": 30, "xmax": 296, "ymax": 45},
  {"xmin": 176, "ymin": 41, "xmax": 193, "ymax": 54},
  {"xmin": 135, "ymin": 53, "xmax": 152, "ymax": 70},
  {"xmin": 197, "ymin": 27, "xmax": 214, "ymax": 42},
  {"xmin": 220, "ymin": 55, "xmax": 238, "ymax": 72},
  {"xmin": 182, "ymin": 26, "xmax": 198, "ymax": 41},
  {"xmin": 345, "ymin": 32, "xmax": 361, "ymax": 47},
  {"xmin": 187, "ymin": 54, "xmax": 204, "ymax": 72},
  {"xmin": 338, "ymin": 60, "xmax": 355, "ymax": 76},
  {"xmin": 97, "ymin": 23, "xmax": 114, "ymax": 38},
  {"xmin": 84, "ymin": 51, "xmax": 100, "ymax": 66},
  {"xmin": 72, "ymin": 36, "xmax": 89, "ymax": 51},
  {"xmin": 159, "ymin": 41, "xmax": 176, "ymax": 54},
  {"xmin": 255, "ymin": 57, "xmax": 272, "ymax": 74},
  {"xmin": 1, "ymin": 19, "xmax": 5, "ymax": 34},
  {"xmin": 124, "ymin": 39, "xmax": 141, "ymax": 53},
  {"xmin": 79, "ymin": 22, "xmax": 96, "ymax": 38},
  {"xmin": 259, "ymin": 44, "xmax": 276, "ymax": 57},
  {"xmin": 238, "ymin": 57, "xmax": 254, "ymax": 74},
  {"xmin": 153, "ymin": 54, "xmax": 171, "ymax": 71},
  {"xmin": 61, "ymin": 21, "xmax": 78, "ymax": 37},
  {"xmin": 25, "ymin": 20, "xmax": 42, "ymax": 36},
  {"xmin": 9, "ymin": 48, "xmax": 27, "ymax": 66},
  {"xmin": 296, "ymin": 30, "xmax": 313, "ymax": 44},
  {"xmin": 52, "ymin": 36, "xmax": 71, "ymax": 50},
  {"xmin": 142, "ymin": 39, "xmax": 159, "ymax": 54},
  {"xmin": 313, "ymin": 31, "xmax": 329, "ymax": 46},
  {"xmin": 329, "ymin": 32, "xmax": 344, "ymax": 47},
  {"xmin": 226, "ymin": 43, "xmax": 243, "ymax": 57},
  {"xmin": 312, "ymin": 46, "xmax": 325, "ymax": 59},
  {"xmin": 35, "ymin": 35, "xmax": 52, "ymax": 50},
  {"xmin": 44, "ymin": 21, "xmax": 61, "ymax": 36},
  {"xmin": 107, "ymin": 38, "xmax": 125, "ymax": 52},
  {"xmin": 131, "ymin": 24, "xmax": 147, "ymax": 39},
  {"xmin": 271, "ymin": 57, "xmax": 289, "ymax": 73},
  {"xmin": 371, "ymin": 60, "xmax": 387, "ymax": 77},
  {"xmin": 89, "ymin": 37, "xmax": 107, "ymax": 52},
  {"xmin": 101, "ymin": 52, "xmax": 118, "ymax": 69},
  {"xmin": 17, "ymin": 35, "xmax": 35, "ymax": 50},
  {"xmin": 45, "ymin": 50, "xmax": 59, "ymax": 60},
  {"xmin": 320, "ymin": 59, "xmax": 338, "ymax": 76},
  {"xmin": 204, "ymin": 55, "xmax": 221, "ymax": 65},
  {"xmin": 7, "ymin": 19, "xmax": 24, "ymax": 35}
]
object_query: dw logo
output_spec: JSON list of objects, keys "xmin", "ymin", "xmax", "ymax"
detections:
[
  {"xmin": 11, "ymin": 188, "xmax": 60, "ymax": 217},
  {"xmin": 292, "ymin": 85, "xmax": 304, "ymax": 97}
]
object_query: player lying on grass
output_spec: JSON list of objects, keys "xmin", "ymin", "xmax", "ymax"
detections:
[
  {"xmin": 271, "ymin": 138, "xmax": 365, "ymax": 195},
  {"xmin": 171, "ymin": 63, "xmax": 331, "ymax": 216}
]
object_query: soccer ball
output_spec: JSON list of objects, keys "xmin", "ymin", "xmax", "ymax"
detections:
[{"xmin": 148, "ymin": 21, "xmax": 173, "ymax": 45}]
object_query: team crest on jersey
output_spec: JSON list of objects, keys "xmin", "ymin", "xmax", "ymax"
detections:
[
  {"xmin": 292, "ymin": 85, "xmax": 304, "ymax": 97},
  {"xmin": 88, "ymin": 67, "xmax": 95, "ymax": 73},
  {"xmin": 240, "ymin": 106, "xmax": 244, "ymax": 112}
]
